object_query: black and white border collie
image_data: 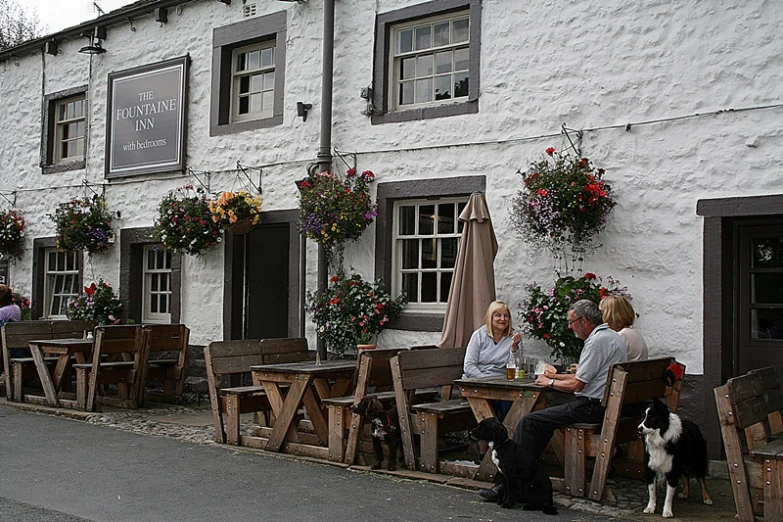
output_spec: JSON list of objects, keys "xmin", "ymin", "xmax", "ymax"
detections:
[{"xmin": 638, "ymin": 397, "xmax": 713, "ymax": 518}]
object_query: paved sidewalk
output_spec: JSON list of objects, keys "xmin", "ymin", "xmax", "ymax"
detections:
[{"xmin": 1, "ymin": 399, "xmax": 738, "ymax": 521}]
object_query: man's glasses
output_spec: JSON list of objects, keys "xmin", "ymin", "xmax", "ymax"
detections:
[{"xmin": 568, "ymin": 317, "xmax": 583, "ymax": 325}]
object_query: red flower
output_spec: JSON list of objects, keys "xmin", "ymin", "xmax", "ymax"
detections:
[
  {"xmin": 330, "ymin": 275, "xmax": 340, "ymax": 283},
  {"xmin": 84, "ymin": 283, "xmax": 97, "ymax": 297},
  {"xmin": 346, "ymin": 168, "xmax": 356, "ymax": 177},
  {"xmin": 584, "ymin": 272, "xmax": 597, "ymax": 280},
  {"xmin": 598, "ymin": 287, "xmax": 608, "ymax": 298},
  {"xmin": 545, "ymin": 147, "xmax": 555, "ymax": 156},
  {"xmin": 537, "ymin": 189, "xmax": 548, "ymax": 197},
  {"xmin": 543, "ymin": 333, "xmax": 551, "ymax": 340}
]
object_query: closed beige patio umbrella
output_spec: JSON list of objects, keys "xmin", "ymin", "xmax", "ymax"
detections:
[{"xmin": 437, "ymin": 192, "xmax": 498, "ymax": 349}]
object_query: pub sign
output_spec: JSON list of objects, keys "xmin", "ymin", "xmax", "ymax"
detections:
[{"xmin": 106, "ymin": 55, "xmax": 189, "ymax": 178}]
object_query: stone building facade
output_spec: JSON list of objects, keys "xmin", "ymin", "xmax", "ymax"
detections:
[{"xmin": 2, "ymin": 0, "xmax": 782, "ymax": 457}]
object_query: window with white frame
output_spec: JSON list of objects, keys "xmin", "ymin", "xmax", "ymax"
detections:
[
  {"xmin": 393, "ymin": 198, "xmax": 468, "ymax": 310},
  {"xmin": 53, "ymin": 95, "xmax": 86, "ymax": 163},
  {"xmin": 390, "ymin": 12, "xmax": 470, "ymax": 110},
  {"xmin": 142, "ymin": 245, "xmax": 172, "ymax": 323},
  {"xmin": 44, "ymin": 250, "xmax": 80, "ymax": 319},
  {"xmin": 232, "ymin": 42, "xmax": 276, "ymax": 123}
]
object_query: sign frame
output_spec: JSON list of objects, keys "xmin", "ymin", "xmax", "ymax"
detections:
[{"xmin": 105, "ymin": 55, "xmax": 189, "ymax": 178}]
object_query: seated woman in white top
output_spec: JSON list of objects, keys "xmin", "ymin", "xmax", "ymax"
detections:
[
  {"xmin": 463, "ymin": 300, "xmax": 521, "ymax": 378},
  {"xmin": 599, "ymin": 295, "xmax": 648, "ymax": 361}
]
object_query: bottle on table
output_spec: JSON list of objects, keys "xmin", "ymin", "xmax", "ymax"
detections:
[
  {"xmin": 506, "ymin": 346, "xmax": 518, "ymax": 381},
  {"xmin": 516, "ymin": 339, "xmax": 525, "ymax": 379}
]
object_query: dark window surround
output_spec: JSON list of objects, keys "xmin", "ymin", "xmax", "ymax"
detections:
[
  {"xmin": 32, "ymin": 237, "xmax": 83, "ymax": 320},
  {"xmin": 210, "ymin": 10, "xmax": 287, "ymax": 137},
  {"xmin": 223, "ymin": 210, "xmax": 303, "ymax": 340},
  {"xmin": 375, "ymin": 175, "xmax": 485, "ymax": 331},
  {"xmin": 119, "ymin": 227, "xmax": 182, "ymax": 325},
  {"xmin": 372, "ymin": 0, "xmax": 481, "ymax": 125},
  {"xmin": 41, "ymin": 85, "xmax": 88, "ymax": 174},
  {"xmin": 696, "ymin": 193, "xmax": 783, "ymax": 460}
]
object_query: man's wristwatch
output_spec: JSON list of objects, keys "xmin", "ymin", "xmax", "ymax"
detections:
[{"xmin": 548, "ymin": 378, "xmax": 555, "ymax": 389}]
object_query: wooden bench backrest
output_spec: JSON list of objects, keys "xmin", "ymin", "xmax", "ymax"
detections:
[
  {"xmin": 2, "ymin": 320, "xmax": 55, "ymax": 350},
  {"xmin": 94, "ymin": 325, "xmax": 146, "ymax": 355},
  {"xmin": 142, "ymin": 324, "xmax": 190, "ymax": 355},
  {"xmin": 205, "ymin": 338, "xmax": 309, "ymax": 378},
  {"xmin": 394, "ymin": 347, "xmax": 467, "ymax": 392},
  {"xmin": 601, "ymin": 356, "xmax": 683, "ymax": 410},
  {"xmin": 51, "ymin": 320, "xmax": 94, "ymax": 339},
  {"xmin": 260, "ymin": 338, "xmax": 309, "ymax": 365},
  {"xmin": 726, "ymin": 366, "xmax": 783, "ymax": 430}
]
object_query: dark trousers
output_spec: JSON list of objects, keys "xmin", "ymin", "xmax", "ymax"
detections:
[{"xmin": 513, "ymin": 396, "xmax": 605, "ymax": 458}]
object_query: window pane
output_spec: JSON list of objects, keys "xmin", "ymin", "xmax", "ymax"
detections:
[
  {"xmin": 415, "ymin": 25, "xmax": 431, "ymax": 50},
  {"xmin": 66, "ymin": 252, "xmax": 75, "ymax": 271},
  {"xmin": 416, "ymin": 55, "xmax": 434, "ymax": 76},
  {"xmin": 753, "ymin": 238, "xmax": 783, "ymax": 268},
  {"xmin": 751, "ymin": 274, "xmax": 783, "ymax": 304},
  {"xmin": 454, "ymin": 72, "xmax": 469, "ymax": 98},
  {"xmin": 239, "ymin": 96, "xmax": 249, "ymax": 114},
  {"xmin": 151, "ymin": 274, "xmax": 159, "ymax": 292},
  {"xmin": 239, "ymin": 76, "xmax": 250, "ymax": 94},
  {"xmin": 458, "ymin": 202, "xmax": 467, "ymax": 233},
  {"xmin": 415, "ymin": 78, "xmax": 433, "ymax": 103},
  {"xmin": 250, "ymin": 94, "xmax": 263, "ymax": 113},
  {"xmin": 437, "ymin": 203, "xmax": 455, "ymax": 234},
  {"xmin": 48, "ymin": 251, "xmax": 56, "ymax": 270},
  {"xmin": 261, "ymin": 46, "xmax": 274, "ymax": 67},
  {"xmin": 261, "ymin": 92, "xmax": 274, "ymax": 112},
  {"xmin": 402, "ymin": 239, "xmax": 418, "ymax": 269},
  {"xmin": 399, "ymin": 206, "xmax": 415, "ymax": 235},
  {"xmin": 442, "ymin": 238, "xmax": 458, "ymax": 269},
  {"xmin": 421, "ymin": 273, "xmax": 437, "ymax": 302},
  {"xmin": 51, "ymin": 296, "xmax": 61, "ymax": 315},
  {"xmin": 236, "ymin": 53, "xmax": 246, "ymax": 71},
  {"xmin": 66, "ymin": 141, "xmax": 81, "ymax": 158},
  {"xmin": 263, "ymin": 71, "xmax": 275, "ymax": 90},
  {"xmin": 435, "ymin": 76, "xmax": 452, "ymax": 100},
  {"xmin": 401, "ymin": 57, "xmax": 415, "ymax": 80},
  {"xmin": 398, "ymin": 29, "xmax": 413, "ymax": 54},
  {"xmin": 165, "ymin": 250, "xmax": 172, "ymax": 268},
  {"xmin": 454, "ymin": 48, "xmax": 469, "ymax": 71},
  {"xmin": 58, "ymin": 103, "xmax": 67, "ymax": 121},
  {"xmin": 402, "ymin": 273, "xmax": 418, "ymax": 302},
  {"xmin": 452, "ymin": 18, "xmax": 469, "ymax": 43},
  {"xmin": 53, "ymin": 275, "xmax": 63, "ymax": 294},
  {"xmin": 151, "ymin": 294, "xmax": 158, "ymax": 314},
  {"xmin": 250, "ymin": 74, "xmax": 263, "ymax": 92},
  {"xmin": 751, "ymin": 308, "xmax": 783, "ymax": 339},
  {"xmin": 399, "ymin": 82, "xmax": 414, "ymax": 105},
  {"xmin": 422, "ymin": 239, "xmax": 437, "ymax": 269},
  {"xmin": 74, "ymin": 100, "xmax": 84, "ymax": 119},
  {"xmin": 161, "ymin": 273, "xmax": 170, "ymax": 291},
  {"xmin": 160, "ymin": 293, "xmax": 168, "ymax": 313},
  {"xmin": 434, "ymin": 22, "xmax": 450, "ymax": 46},
  {"xmin": 440, "ymin": 272, "xmax": 453, "ymax": 302},
  {"xmin": 435, "ymin": 52, "xmax": 452, "ymax": 74},
  {"xmin": 247, "ymin": 50, "xmax": 260, "ymax": 70},
  {"xmin": 419, "ymin": 205, "xmax": 434, "ymax": 235}
]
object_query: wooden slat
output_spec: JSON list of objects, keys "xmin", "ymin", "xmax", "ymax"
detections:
[
  {"xmin": 750, "ymin": 437, "xmax": 783, "ymax": 459},
  {"xmin": 587, "ymin": 368, "xmax": 629, "ymax": 501},
  {"xmin": 50, "ymin": 320, "xmax": 93, "ymax": 339}
]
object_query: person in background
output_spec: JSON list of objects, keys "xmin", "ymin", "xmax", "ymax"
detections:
[
  {"xmin": 463, "ymin": 300, "xmax": 521, "ymax": 420},
  {"xmin": 0, "ymin": 284, "xmax": 23, "ymax": 358},
  {"xmin": 599, "ymin": 295, "xmax": 648, "ymax": 361}
]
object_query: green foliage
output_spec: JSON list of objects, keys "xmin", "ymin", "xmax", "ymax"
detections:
[
  {"xmin": 66, "ymin": 280, "xmax": 122, "ymax": 326},
  {"xmin": 0, "ymin": 209, "xmax": 25, "ymax": 259},
  {"xmin": 51, "ymin": 196, "xmax": 114, "ymax": 255},
  {"xmin": 154, "ymin": 185, "xmax": 223, "ymax": 256},
  {"xmin": 512, "ymin": 148, "xmax": 616, "ymax": 257},
  {"xmin": 308, "ymin": 273, "xmax": 406, "ymax": 355},
  {"xmin": 520, "ymin": 272, "xmax": 630, "ymax": 362},
  {"xmin": 0, "ymin": 0, "xmax": 44, "ymax": 51}
]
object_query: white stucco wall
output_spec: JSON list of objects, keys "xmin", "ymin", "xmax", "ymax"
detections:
[{"xmin": 2, "ymin": 0, "xmax": 782, "ymax": 369}]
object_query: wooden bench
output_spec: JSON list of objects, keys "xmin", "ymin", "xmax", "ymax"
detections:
[
  {"xmin": 715, "ymin": 366, "xmax": 783, "ymax": 521},
  {"xmin": 2, "ymin": 320, "xmax": 92, "ymax": 402},
  {"xmin": 391, "ymin": 347, "xmax": 474, "ymax": 473},
  {"xmin": 204, "ymin": 338, "xmax": 309, "ymax": 445},
  {"xmin": 559, "ymin": 357, "xmax": 684, "ymax": 501},
  {"xmin": 74, "ymin": 325, "xmax": 151, "ymax": 411},
  {"xmin": 138, "ymin": 324, "xmax": 190, "ymax": 405}
]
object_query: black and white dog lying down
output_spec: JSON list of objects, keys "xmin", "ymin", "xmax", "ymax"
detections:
[
  {"xmin": 470, "ymin": 418, "xmax": 557, "ymax": 514},
  {"xmin": 350, "ymin": 395, "xmax": 401, "ymax": 471},
  {"xmin": 638, "ymin": 397, "xmax": 713, "ymax": 518}
]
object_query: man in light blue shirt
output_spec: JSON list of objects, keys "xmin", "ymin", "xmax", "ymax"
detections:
[{"xmin": 479, "ymin": 299, "xmax": 627, "ymax": 501}]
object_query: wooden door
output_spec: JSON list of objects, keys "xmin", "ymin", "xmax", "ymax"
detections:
[{"xmin": 245, "ymin": 224, "xmax": 290, "ymax": 339}]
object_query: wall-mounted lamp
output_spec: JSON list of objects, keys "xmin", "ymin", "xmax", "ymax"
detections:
[
  {"xmin": 79, "ymin": 26, "xmax": 107, "ymax": 55},
  {"xmin": 45, "ymin": 40, "xmax": 59, "ymax": 56},
  {"xmin": 155, "ymin": 7, "xmax": 168, "ymax": 23},
  {"xmin": 297, "ymin": 102, "xmax": 312, "ymax": 122}
]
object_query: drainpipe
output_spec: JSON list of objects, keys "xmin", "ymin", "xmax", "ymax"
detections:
[{"xmin": 315, "ymin": 0, "xmax": 335, "ymax": 361}]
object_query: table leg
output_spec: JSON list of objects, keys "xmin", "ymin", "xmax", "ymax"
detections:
[
  {"xmin": 266, "ymin": 378, "xmax": 310, "ymax": 452},
  {"xmin": 302, "ymin": 386, "xmax": 329, "ymax": 445},
  {"xmin": 51, "ymin": 355, "xmax": 70, "ymax": 392},
  {"xmin": 29, "ymin": 345, "xmax": 60, "ymax": 407}
]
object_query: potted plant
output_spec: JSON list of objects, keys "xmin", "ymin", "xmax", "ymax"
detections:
[
  {"xmin": 11, "ymin": 291, "xmax": 31, "ymax": 320},
  {"xmin": 208, "ymin": 190, "xmax": 263, "ymax": 235},
  {"xmin": 296, "ymin": 169, "xmax": 377, "ymax": 268},
  {"xmin": 520, "ymin": 272, "xmax": 631, "ymax": 363},
  {"xmin": 0, "ymin": 209, "xmax": 25, "ymax": 259},
  {"xmin": 307, "ymin": 272, "xmax": 406, "ymax": 356},
  {"xmin": 66, "ymin": 279, "xmax": 122, "ymax": 326},
  {"xmin": 512, "ymin": 148, "xmax": 616, "ymax": 260},
  {"xmin": 51, "ymin": 195, "xmax": 114, "ymax": 255},
  {"xmin": 154, "ymin": 185, "xmax": 224, "ymax": 256}
]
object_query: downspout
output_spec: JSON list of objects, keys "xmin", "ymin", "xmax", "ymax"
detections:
[{"xmin": 314, "ymin": 0, "xmax": 335, "ymax": 361}]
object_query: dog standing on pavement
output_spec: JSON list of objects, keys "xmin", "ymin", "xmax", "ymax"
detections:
[
  {"xmin": 469, "ymin": 418, "xmax": 557, "ymax": 514},
  {"xmin": 350, "ymin": 395, "xmax": 401, "ymax": 471},
  {"xmin": 638, "ymin": 397, "xmax": 713, "ymax": 518}
]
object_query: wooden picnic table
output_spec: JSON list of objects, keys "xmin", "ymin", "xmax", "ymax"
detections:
[
  {"xmin": 27, "ymin": 338, "xmax": 93, "ymax": 408},
  {"xmin": 250, "ymin": 360, "xmax": 356, "ymax": 458},
  {"xmin": 455, "ymin": 375, "xmax": 560, "ymax": 481}
]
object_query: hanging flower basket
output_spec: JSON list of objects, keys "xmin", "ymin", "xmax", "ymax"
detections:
[
  {"xmin": 208, "ymin": 191, "xmax": 262, "ymax": 235},
  {"xmin": 0, "ymin": 209, "xmax": 25, "ymax": 259},
  {"xmin": 511, "ymin": 148, "xmax": 616, "ymax": 258},
  {"xmin": 50, "ymin": 195, "xmax": 114, "ymax": 255},
  {"xmin": 66, "ymin": 280, "xmax": 122, "ymax": 326},
  {"xmin": 154, "ymin": 185, "xmax": 223, "ymax": 256}
]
